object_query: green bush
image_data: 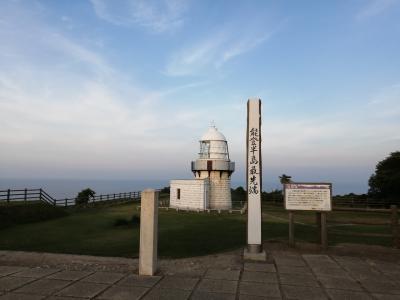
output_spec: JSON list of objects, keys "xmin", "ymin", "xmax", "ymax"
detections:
[
  {"xmin": 76, "ymin": 188, "xmax": 95, "ymax": 206},
  {"xmin": 0, "ymin": 203, "xmax": 68, "ymax": 229}
]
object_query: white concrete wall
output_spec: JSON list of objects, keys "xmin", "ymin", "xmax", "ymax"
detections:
[
  {"xmin": 170, "ymin": 179, "xmax": 209, "ymax": 210},
  {"xmin": 195, "ymin": 171, "xmax": 232, "ymax": 210}
]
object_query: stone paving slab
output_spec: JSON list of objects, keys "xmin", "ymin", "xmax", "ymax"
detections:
[
  {"xmin": 0, "ymin": 267, "xmax": 30, "ymax": 278},
  {"xmin": 318, "ymin": 275, "xmax": 363, "ymax": 291},
  {"xmin": 0, "ymin": 293, "xmax": 45, "ymax": 300},
  {"xmin": 243, "ymin": 263, "xmax": 276, "ymax": 273},
  {"xmin": 157, "ymin": 276, "xmax": 198, "ymax": 291},
  {"xmin": 204, "ymin": 268, "xmax": 240, "ymax": 280},
  {"xmin": 341, "ymin": 267, "xmax": 382, "ymax": 280},
  {"xmin": 303, "ymin": 255, "xmax": 340, "ymax": 269},
  {"xmin": 281, "ymin": 285, "xmax": 328, "ymax": 300},
  {"xmin": 373, "ymin": 293, "xmax": 400, "ymax": 299},
  {"xmin": 360, "ymin": 278, "xmax": 400, "ymax": 294},
  {"xmin": 196, "ymin": 279, "xmax": 237, "ymax": 294},
  {"xmin": 56, "ymin": 281, "xmax": 109, "ymax": 298},
  {"xmin": 13, "ymin": 279, "xmax": 71, "ymax": 296},
  {"xmin": 117, "ymin": 274, "xmax": 161, "ymax": 287},
  {"xmin": 11, "ymin": 268, "xmax": 61, "ymax": 279},
  {"xmin": 142, "ymin": 287, "xmax": 191, "ymax": 300},
  {"xmin": 46, "ymin": 297, "xmax": 80, "ymax": 300},
  {"xmin": 239, "ymin": 295, "xmax": 272, "ymax": 300},
  {"xmin": 311, "ymin": 266, "xmax": 350, "ymax": 278},
  {"xmin": 239, "ymin": 281, "xmax": 281, "ymax": 298},
  {"xmin": 326, "ymin": 289, "xmax": 374, "ymax": 300},
  {"xmin": 380, "ymin": 273, "xmax": 400, "ymax": 285},
  {"xmin": 368, "ymin": 260, "xmax": 400, "ymax": 275},
  {"xmin": 276, "ymin": 265, "xmax": 312, "ymax": 275},
  {"xmin": 0, "ymin": 276, "xmax": 36, "ymax": 292},
  {"xmin": 1, "ymin": 251, "xmax": 400, "ymax": 299},
  {"xmin": 97, "ymin": 285, "xmax": 148, "ymax": 300},
  {"xmin": 81, "ymin": 272, "xmax": 125, "ymax": 284},
  {"xmin": 278, "ymin": 273, "xmax": 319, "ymax": 287},
  {"xmin": 46, "ymin": 270, "xmax": 93, "ymax": 281},
  {"xmin": 274, "ymin": 255, "xmax": 306, "ymax": 267},
  {"xmin": 241, "ymin": 271, "xmax": 278, "ymax": 283},
  {"xmin": 191, "ymin": 290, "xmax": 236, "ymax": 300}
]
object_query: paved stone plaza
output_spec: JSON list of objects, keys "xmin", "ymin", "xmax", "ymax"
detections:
[{"xmin": 1, "ymin": 249, "xmax": 400, "ymax": 299}]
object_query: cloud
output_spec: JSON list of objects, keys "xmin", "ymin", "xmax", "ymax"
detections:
[
  {"xmin": 0, "ymin": 1, "xmax": 207, "ymax": 178},
  {"xmin": 90, "ymin": 0, "xmax": 188, "ymax": 33},
  {"xmin": 165, "ymin": 22, "xmax": 280, "ymax": 76},
  {"xmin": 367, "ymin": 83, "xmax": 400, "ymax": 118},
  {"xmin": 356, "ymin": 0, "xmax": 397, "ymax": 20}
]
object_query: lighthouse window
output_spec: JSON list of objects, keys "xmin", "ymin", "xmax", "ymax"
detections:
[
  {"xmin": 177, "ymin": 188, "xmax": 181, "ymax": 200},
  {"xmin": 199, "ymin": 141, "xmax": 210, "ymax": 158}
]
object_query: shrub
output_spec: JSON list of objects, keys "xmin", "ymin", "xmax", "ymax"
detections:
[
  {"xmin": 76, "ymin": 188, "xmax": 95, "ymax": 206},
  {"xmin": 160, "ymin": 186, "xmax": 170, "ymax": 193}
]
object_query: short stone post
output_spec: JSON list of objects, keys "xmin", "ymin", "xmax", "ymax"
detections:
[{"xmin": 139, "ymin": 189, "xmax": 159, "ymax": 276}]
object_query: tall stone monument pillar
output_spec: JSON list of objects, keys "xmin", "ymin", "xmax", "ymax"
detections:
[{"xmin": 244, "ymin": 98, "xmax": 266, "ymax": 261}]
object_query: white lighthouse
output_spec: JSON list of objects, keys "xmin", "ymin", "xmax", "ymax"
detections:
[{"xmin": 170, "ymin": 125, "xmax": 235, "ymax": 211}]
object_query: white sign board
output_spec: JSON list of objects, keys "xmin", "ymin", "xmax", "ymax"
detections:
[
  {"xmin": 284, "ymin": 183, "xmax": 332, "ymax": 211},
  {"xmin": 247, "ymin": 98, "xmax": 262, "ymax": 245}
]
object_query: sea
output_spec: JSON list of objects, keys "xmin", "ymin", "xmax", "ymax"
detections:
[{"xmin": 0, "ymin": 178, "xmax": 366, "ymax": 199}]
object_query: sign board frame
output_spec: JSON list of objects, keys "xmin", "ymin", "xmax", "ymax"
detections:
[{"xmin": 284, "ymin": 182, "xmax": 332, "ymax": 212}]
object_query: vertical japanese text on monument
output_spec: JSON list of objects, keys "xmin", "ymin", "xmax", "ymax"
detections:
[{"xmin": 248, "ymin": 127, "xmax": 259, "ymax": 194}]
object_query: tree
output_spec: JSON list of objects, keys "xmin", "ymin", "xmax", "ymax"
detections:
[
  {"xmin": 160, "ymin": 186, "xmax": 170, "ymax": 194},
  {"xmin": 76, "ymin": 188, "xmax": 96, "ymax": 205},
  {"xmin": 279, "ymin": 174, "xmax": 292, "ymax": 184},
  {"xmin": 368, "ymin": 152, "xmax": 400, "ymax": 201}
]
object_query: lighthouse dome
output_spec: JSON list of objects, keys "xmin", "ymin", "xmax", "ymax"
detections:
[
  {"xmin": 198, "ymin": 126, "xmax": 229, "ymax": 160},
  {"xmin": 201, "ymin": 126, "xmax": 226, "ymax": 141}
]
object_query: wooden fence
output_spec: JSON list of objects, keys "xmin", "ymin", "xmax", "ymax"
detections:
[{"xmin": 0, "ymin": 188, "xmax": 141, "ymax": 207}]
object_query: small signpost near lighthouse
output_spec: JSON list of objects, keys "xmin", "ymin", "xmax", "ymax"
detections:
[{"xmin": 244, "ymin": 98, "xmax": 266, "ymax": 261}]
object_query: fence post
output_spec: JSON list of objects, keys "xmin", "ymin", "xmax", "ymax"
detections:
[
  {"xmin": 24, "ymin": 188, "xmax": 27, "ymax": 204},
  {"xmin": 39, "ymin": 188, "xmax": 42, "ymax": 202},
  {"xmin": 289, "ymin": 211, "xmax": 295, "ymax": 247},
  {"xmin": 113, "ymin": 193, "xmax": 115, "ymax": 200},
  {"xmin": 321, "ymin": 212, "xmax": 328, "ymax": 250},
  {"xmin": 316, "ymin": 212, "xmax": 322, "ymax": 244},
  {"xmin": 7, "ymin": 189, "xmax": 10, "ymax": 204},
  {"xmin": 391, "ymin": 205, "xmax": 399, "ymax": 248}
]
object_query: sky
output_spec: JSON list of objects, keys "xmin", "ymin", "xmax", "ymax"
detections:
[{"xmin": 0, "ymin": 0, "xmax": 399, "ymax": 194}]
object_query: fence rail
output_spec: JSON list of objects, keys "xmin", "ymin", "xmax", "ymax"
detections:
[
  {"xmin": 0, "ymin": 188, "xmax": 141, "ymax": 207},
  {"xmin": 263, "ymin": 198, "xmax": 398, "ymax": 210}
]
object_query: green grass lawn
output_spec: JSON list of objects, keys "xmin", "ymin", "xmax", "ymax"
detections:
[{"xmin": 0, "ymin": 202, "xmax": 394, "ymax": 258}]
